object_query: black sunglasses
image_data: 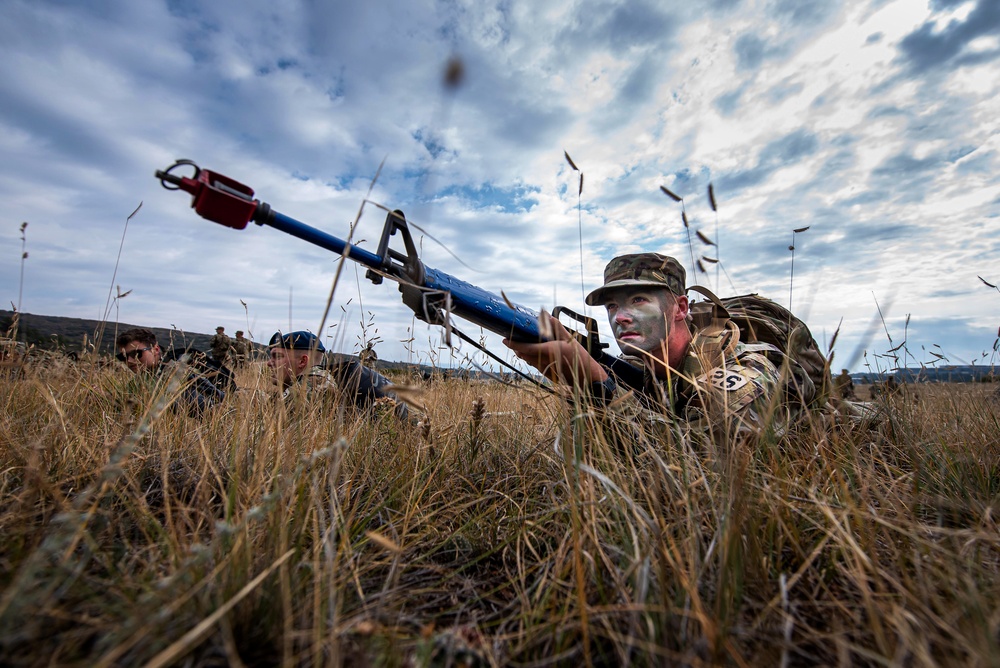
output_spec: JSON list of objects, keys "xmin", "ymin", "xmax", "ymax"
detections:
[{"xmin": 117, "ymin": 346, "xmax": 152, "ymax": 362}]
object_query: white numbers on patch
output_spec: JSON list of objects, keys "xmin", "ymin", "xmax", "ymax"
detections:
[{"xmin": 702, "ymin": 368, "xmax": 749, "ymax": 391}]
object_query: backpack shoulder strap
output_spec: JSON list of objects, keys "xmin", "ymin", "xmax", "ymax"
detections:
[
  {"xmin": 687, "ymin": 284, "xmax": 726, "ymax": 310},
  {"xmin": 686, "ymin": 285, "xmax": 739, "ymax": 368}
]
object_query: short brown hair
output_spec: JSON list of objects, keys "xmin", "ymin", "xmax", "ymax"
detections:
[{"xmin": 116, "ymin": 328, "xmax": 157, "ymax": 349}]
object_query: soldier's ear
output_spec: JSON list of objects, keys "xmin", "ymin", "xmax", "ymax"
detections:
[
  {"xmin": 296, "ymin": 352, "xmax": 311, "ymax": 371},
  {"xmin": 673, "ymin": 295, "xmax": 690, "ymax": 320}
]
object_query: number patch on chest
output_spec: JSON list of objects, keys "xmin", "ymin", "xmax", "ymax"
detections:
[{"xmin": 701, "ymin": 367, "xmax": 749, "ymax": 391}]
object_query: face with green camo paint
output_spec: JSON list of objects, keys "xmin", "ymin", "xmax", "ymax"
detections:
[{"xmin": 602, "ymin": 287, "xmax": 675, "ymax": 358}]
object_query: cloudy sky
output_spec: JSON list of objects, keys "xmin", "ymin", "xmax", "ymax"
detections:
[{"xmin": 2, "ymin": 0, "xmax": 998, "ymax": 373}]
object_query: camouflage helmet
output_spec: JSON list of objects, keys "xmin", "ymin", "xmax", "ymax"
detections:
[{"xmin": 585, "ymin": 253, "xmax": 686, "ymax": 306}]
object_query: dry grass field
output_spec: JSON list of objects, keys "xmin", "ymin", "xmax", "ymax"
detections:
[{"xmin": 1, "ymin": 357, "xmax": 998, "ymax": 666}]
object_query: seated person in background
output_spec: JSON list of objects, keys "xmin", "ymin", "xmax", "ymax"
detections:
[
  {"xmin": 116, "ymin": 327, "xmax": 233, "ymax": 415},
  {"xmin": 267, "ymin": 331, "xmax": 408, "ymax": 419}
]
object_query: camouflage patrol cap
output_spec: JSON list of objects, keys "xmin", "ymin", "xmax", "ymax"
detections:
[
  {"xmin": 585, "ymin": 253, "xmax": 686, "ymax": 306},
  {"xmin": 268, "ymin": 330, "xmax": 325, "ymax": 352}
]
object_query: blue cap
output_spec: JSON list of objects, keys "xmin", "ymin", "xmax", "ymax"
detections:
[{"xmin": 268, "ymin": 331, "xmax": 325, "ymax": 352}]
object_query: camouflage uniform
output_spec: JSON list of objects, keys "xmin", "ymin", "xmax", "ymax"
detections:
[
  {"xmin": 598, "ymin": 336, "xmax": 790, "ymax": 443},
  {"xmin": 210, "ymin": 329, "xmax": 232, "ymax": 364},
  {"xmin": 359, "ymin": 342, "xmax": 378, "ymax": 368},
  {"xmin": 232, "ymin": 333, "xmax": 249, "ymax": 366},
  {"xmin": 834, "ymin": 369, "xmax": 855, "ymax": 400},
  {"xmin": 282, "ymin": 365, "xmax": 338, "ymax": 401},
  {"xmin": 583, "ymin": 253, "xmax": 796, "ymax": 441},
  {"xmin": 270, "ymin": 331, "xmax": 408, "ymax": 420},
  {"xmin": 283, "ymin": 363, "xmax": 409, "ymax": 420}
]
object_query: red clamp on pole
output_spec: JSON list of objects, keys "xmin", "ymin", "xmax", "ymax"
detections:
[
  {"xmin": 156, "ymin": 161, "xmax": 259, "ymax": 230},
  {"xmin": 191, "ymin": 169, "xmax": 258, "ymax": 230}
]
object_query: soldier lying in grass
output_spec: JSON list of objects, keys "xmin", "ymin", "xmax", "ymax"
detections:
[
  {"xmin": 504, "ymin": 253, "xmax": 805, "ymax": 438},
  {"xmin": 116, "ymin": 327, "xmax": 233, "ymax": 417},
  {"xmin": 266, "ymin": 330, "xmax": 408, "ymax": 420}
]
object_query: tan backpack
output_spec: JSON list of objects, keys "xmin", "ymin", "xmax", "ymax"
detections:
[{"xmin": 688, "ymin": 286, "xmax": 830, "ymax": 408}]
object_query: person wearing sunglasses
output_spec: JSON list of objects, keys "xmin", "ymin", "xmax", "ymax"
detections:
[
  {"xmin": 116, "ymin": 329, "xmax": 162, "ymax": 370},
  {"xmin": 115, "ymin": 327, "xmax": 232, "ymax": 416}
]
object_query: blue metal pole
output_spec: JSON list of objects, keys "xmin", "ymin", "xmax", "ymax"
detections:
[
  {"xmin": 261, "ymin": 211, "xmax": 543, "ymax": 342},
  {"xmin": 264, "ymin": 211, "xmax": 385, "ymax": 269},
  {"xmin": 422, "ymin": 266, "xmax": 541, "ymax": 341}
]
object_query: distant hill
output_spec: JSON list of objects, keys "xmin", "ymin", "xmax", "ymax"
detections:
[
  {"xmin": 0, "ymin": 309, "xmax": 530, "ymax": 381},
  {"xmin": 851, "ymin": 365, "xmax": 997, "ymax": 383},
  {"xmin": 1, "ymin": 309, "xmax": 227, "ymax": 355}
]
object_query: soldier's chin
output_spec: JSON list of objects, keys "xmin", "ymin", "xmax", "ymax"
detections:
[{"xmin": 619, "ymin": 339, "xmax": 645, "ymax": 353}]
